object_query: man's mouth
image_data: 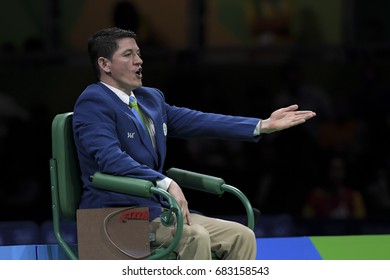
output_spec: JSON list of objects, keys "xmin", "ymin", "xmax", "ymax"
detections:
[{"xmin": 135, "ymin": 68, "xmax": 142, "ymax": 76}]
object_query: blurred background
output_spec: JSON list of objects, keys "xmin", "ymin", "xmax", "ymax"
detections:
[{"xmin": 0, "ymin": 0, "xmax": 389, "ymax": 244}]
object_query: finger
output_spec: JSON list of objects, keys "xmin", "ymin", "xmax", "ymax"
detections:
[
  {"xmin": 186, "ymin": 212, "xmax": 192, "ymax": 226},
  {"xmin": 180, "ymin": 205, "xmax": 190, "ymax": 225},
  {"xmin": 294, "ymin": 110, "xmax": 316, "ymax": 116},
  {"xmin": 299, "ymin": 112, "xmax": 316, "ymax": 120},
  {"xmin": 287, "ymin": 118, "xmax": 306, "ymax": 128},
  {"xmin": 284, "ymin": 104, "xmax": 299, "ymax": 111},
  {"xmin": 184, "ymin": 207, "xmax": 192, "ymax": 225}
]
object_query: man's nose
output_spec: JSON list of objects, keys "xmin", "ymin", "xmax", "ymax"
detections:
[{"xmin": 134, "ymin": 54, "xmax": 143, "ymax": 65}]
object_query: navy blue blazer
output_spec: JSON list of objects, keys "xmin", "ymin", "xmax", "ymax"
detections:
[{"xmin": 73, "ymin": 82, "xmax": 261, "ymax": 219}]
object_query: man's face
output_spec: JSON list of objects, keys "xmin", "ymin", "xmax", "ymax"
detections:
[{"xmin": 101, "ymin": 37, "xmax": 143, "ymax": 93}]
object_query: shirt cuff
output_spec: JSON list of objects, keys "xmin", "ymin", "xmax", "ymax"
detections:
[
  {"xmin": 254, "ymin": 120, "xmax": 261, "ymax": 136},
  {"xmin": 156, "ymin": 177, "xmax": 172, "ymax": 191}
]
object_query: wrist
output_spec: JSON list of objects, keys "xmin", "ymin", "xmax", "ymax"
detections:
[
  {"xmin": 260, "ymin": 118, "xmax": 272, "ymax": 134},
  {"xmin": 156, "ymin": 177, "xmax": 172, "ymax": 191}
]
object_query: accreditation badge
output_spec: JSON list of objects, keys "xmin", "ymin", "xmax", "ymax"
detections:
[{"xmin": 163, "ymin": 123, "xmax": 167, "ymax": 136}]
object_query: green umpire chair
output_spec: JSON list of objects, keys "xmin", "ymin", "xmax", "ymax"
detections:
[{"xmin": 49, "ymin": 112, "xmax": 256, "ymax": 260}]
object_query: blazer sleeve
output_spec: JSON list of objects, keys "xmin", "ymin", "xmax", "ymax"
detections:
[{"xmin": 166, "ymin": 104, "xmax": 262, "ymax": 142}]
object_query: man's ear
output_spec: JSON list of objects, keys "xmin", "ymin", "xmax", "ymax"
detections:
[{"xmin": 98, "ymin": 57, "xmax": 111, "ymax": 75}]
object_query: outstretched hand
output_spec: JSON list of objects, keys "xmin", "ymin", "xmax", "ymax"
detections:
[{"xmin": 260, "ymin": 104, "xmax": 316, "ymax": 134}]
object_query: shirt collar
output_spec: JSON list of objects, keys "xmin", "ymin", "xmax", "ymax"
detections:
[{"xmin": 100, "ymin": 82, "xmax": 134, "ymax": 105}]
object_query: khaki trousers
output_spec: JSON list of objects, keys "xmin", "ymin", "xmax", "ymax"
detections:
[{"xmin": 150, "ymin": 213, "xmax": 257, "ymax": 260}]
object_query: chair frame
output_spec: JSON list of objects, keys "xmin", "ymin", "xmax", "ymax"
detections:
[{"xmin": 49, "ymin": 112, "xmax": 254, "ymax": 260}]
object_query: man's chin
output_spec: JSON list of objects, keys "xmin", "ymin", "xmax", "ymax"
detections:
[{"xmin": 130, "ymin": 82, "xmax": 142, "ymax": 90}]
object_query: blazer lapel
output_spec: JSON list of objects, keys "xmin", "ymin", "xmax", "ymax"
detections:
[
  {"xmin": 137, "ymin": 96, "xmax": 165, "ymax": 169},
  {"xmin": 128, "ymin": 109, "xmax": 158, "ymax": 165},
  {"xmin": 98, "ymin": 82, "xmax": 158, "ymax": 166}
]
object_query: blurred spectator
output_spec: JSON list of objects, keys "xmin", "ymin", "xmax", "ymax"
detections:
[
  {"xmin": 247, "ymin": 0, "xmax": 293, "ymax": 46},
  {"xmin": 113, "ymin": 1, "xmax": 140, "ymax": 33},
  {"xmin": 350, "ymin": 63, "xmax": 390, "ymax": 218},
  {"xmin": 112, "ymin": 1, "xmax": 161, "ymax": 48},
  {"xmin": 0, "ymin": 93, "xmax": 51, "ymax": 222},
  {"xmin": 365, "ymin": 166, "xmax": 390, "ymax": 218},
  {"xmin": 302, "ymin": 154, "xmax": 366, "ymax": 219}
]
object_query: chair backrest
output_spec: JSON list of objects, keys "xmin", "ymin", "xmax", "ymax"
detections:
[{"xmin": 51, "ymin": 112, "xmax": 82, "ymax": 221}]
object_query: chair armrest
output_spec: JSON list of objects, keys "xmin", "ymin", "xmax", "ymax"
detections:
[
  {"xmin": 166, "ymin": 168, "xmax": 225, "ymax": 195},
  {"xmin": 166, "ymin": 168, "xmax": 255, "ymax": 230},
  {"xmin": 92, "ymin": 172, "xmax": 155, "ymax": 198}
]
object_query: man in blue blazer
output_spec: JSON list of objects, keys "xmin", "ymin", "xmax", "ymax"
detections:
[{"xmin": 73, "ymin": 27, "xmax": 316, "ymax": 259}]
